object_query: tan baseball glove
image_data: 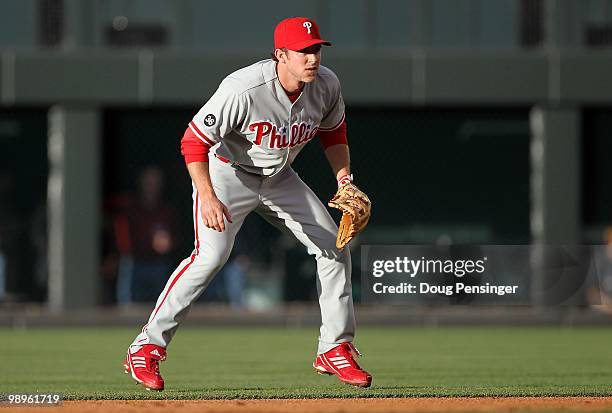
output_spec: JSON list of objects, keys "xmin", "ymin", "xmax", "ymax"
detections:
[{"xmin": 328, "ymin": 182, "xmax": 371, "ymax": 251}]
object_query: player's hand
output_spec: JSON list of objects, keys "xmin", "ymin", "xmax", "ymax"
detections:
[{"xmin": 200, "ymin": 192, "xmax": 232, "ymax": 232}]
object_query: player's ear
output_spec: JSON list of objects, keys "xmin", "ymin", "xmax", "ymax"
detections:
[{"xmin": 275, "ymin": 48, "xmax": 287, "ymax": 63}]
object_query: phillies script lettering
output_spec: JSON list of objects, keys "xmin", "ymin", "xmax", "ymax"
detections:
[{"xmin": 249, "ymin": 121, "xmax": 319, "ymax": 149}]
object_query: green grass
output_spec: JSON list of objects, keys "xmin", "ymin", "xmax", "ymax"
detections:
[{"xmin": 0, "ymin": 326, "xmax": 611, "ymax": 400}]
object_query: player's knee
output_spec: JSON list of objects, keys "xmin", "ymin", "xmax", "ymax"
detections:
[
  {"xmin": 315, "ymin": 241, "xmax": 350, "ymax": 264},
  {"xmin": 193, "ymin": 252, "xmax": 229, "ymax": 273},
  {"xmin": 336, "ymin": 247, "xmax": 351, "ymax": 265}
]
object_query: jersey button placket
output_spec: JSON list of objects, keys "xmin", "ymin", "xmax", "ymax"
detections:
[
  {"xmin": 285, "ymin": 98, "xmax": 301, "ymax": 163},
  {"xmin": 271, "ymin": 106, "xmax": 293, "ymax": 177},
  {"xmin": 282, "ymin": 110, "xmax": 293, "ymax": 168}
]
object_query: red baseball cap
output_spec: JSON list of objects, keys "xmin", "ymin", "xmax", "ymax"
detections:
[{"xmin": 274, "ymin": 17, "xmax": 331, "ymax": 51}]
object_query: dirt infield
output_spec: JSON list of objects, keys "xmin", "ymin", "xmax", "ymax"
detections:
[{"xmin": 6, "ymin": 397, "xmax": 612, "ymax": 413}]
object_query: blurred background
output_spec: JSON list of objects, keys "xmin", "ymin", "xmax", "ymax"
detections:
[{"xmin": 0, "ymin": 0, "xmax": 611, "ymax": 325}]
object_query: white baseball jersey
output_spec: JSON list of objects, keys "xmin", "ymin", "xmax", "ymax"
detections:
[{"xmin": 189, "ymin": 59, "xmax": 346, "ymax": 176}]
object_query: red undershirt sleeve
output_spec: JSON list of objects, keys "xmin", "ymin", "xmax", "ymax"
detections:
[
  {"xmin": 180, "ymin": 126, "xmax": 211, "ymax": 164},
  {"xmin": 318, "ymin": 120, "xmax": 348, "ymax": 149}
]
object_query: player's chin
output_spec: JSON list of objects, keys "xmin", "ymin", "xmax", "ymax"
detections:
[{"xmin": 302, "ymin": 72, "xmax": 318, "ymax": 82}]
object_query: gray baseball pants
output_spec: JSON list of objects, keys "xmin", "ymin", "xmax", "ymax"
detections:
[{"xmin": 130, "ymin": 155, "xmax": 355, "ymax": 354}]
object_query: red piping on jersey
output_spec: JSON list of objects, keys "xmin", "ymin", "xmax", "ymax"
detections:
[
  {"xmin": 319, "ymin": 120, "xmax": 348, "ymax": 149},
  {"xmin": 141, "ymin": 191, "xmax": 200, "ymax": 336},
  {"xmin": 215, "ymin": 154, "xmax": 231, "ymax": 163},
  {"xmin": 189, "ymin": 121, "xmax": 216, "ymax": 146},
  {"xmin": 319, "ymin": 112, "xmax": 346, "ymax": 132},
  {"xmin": 182, "ymin": 114, "xmax": 348, "ymax": 163}
]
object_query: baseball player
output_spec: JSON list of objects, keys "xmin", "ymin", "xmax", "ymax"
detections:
[{"xmin": 123, "ymin": 16, "xmax": 372, "ymax": 391}]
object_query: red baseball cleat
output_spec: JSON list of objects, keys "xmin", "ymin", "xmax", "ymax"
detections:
[
  {"xmin": 123, "ymin": 344, "xmax": 166, "ymax": 391},
  {"xmin": 313, "ymin": 342, "xmax": 372, "ymax": 388}
]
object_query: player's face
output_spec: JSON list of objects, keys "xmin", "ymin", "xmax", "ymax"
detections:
[{"xmin": 284, "ymin": 44, "xmax": 322, "ymax": 83}]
